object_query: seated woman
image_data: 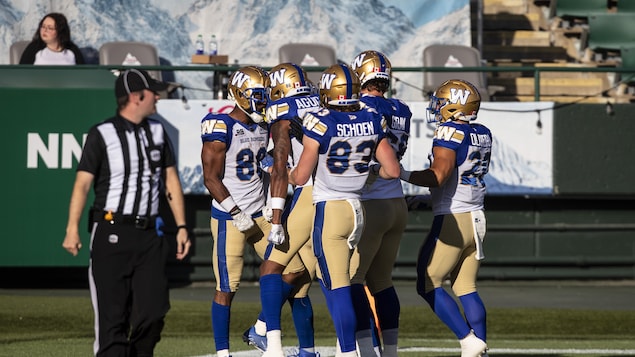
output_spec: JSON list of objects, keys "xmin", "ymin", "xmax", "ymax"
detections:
[{"xmin": 19, "ymin": 12, "xmax": 85, "ymax": 65}]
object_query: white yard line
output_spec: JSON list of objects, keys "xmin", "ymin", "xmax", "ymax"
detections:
[{"xmin": 194, "ymin": 346, "xmax": 635, "ymax": 356}]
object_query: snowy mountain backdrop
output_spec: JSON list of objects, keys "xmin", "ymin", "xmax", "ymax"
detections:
[{"xmin": 0, "ymin": 0, "xmax": 470, "ymax": 101}]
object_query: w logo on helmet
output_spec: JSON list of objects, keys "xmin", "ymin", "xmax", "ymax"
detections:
[
  {"xmin": 449, "ymin": 88, "xmax": 471, "ymax": 105},
  {"xmin": 231, "ymin": 71, "xmax": 250, "ymax": 87},
  {"xmin": 269, "ymin": 69, "xmax": 286, "ymax": 87},
  {"xmin": 320, "ymin": 73, "xmax": 337, "ymax": 89},
  {"xmin": 351, "ymin": 53, "xmax": 367, "ymax": 70}
]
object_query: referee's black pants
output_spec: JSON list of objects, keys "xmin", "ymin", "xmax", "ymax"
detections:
[{"xmin": 89, "ymin": 221, "xmax": 170, "ymax": 357}]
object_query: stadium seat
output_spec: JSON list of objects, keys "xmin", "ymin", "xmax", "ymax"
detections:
[
  {"xmin": 278, "ymin": 43, "xmax": 337, "ymax": 84},
  {"xmin": 587, "ymin": 13, "xmax": 635, "ymax": 52},
  {"xmin": 550, "ymin": 0, "xmax": 608, "ymax": 19},
  {"xmin": 9, "ymin": 40, "xmax": 30, "ymax": 64},
  {"xmin": 99, "ymin": 41, "xmax": 162, "ymax": 81},
  {"xmin": 422, "ymin": 44, "xmax": 494, "ymax": 101}
]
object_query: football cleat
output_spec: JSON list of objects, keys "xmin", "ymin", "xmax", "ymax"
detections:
[
  {"xmin": 286, "ymin": 348, "xmax": 320, "ymax": 357},
  {"xmin": 427, "ymin": 78, "xmax": 481, "ymax": 124},
  {"xmin": 241, "ymin": 325, "xmax": 267, "ymax": 352},
  {"xmin": 459, "ymin": 331, "xmax": 488, "ymax": 357}
]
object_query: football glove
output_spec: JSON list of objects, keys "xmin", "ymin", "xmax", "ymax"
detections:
[
  {"xmin": 268, "ymin": 223, "xmax": 286, "ymax": 245},
  {"xmin": 231, "ymin": 210, "xmax": 254, "ymax": 232}
]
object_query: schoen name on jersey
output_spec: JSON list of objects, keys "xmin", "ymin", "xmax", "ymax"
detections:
[{"xmin": 337, "ymin": 121, "xmax": 376, "ymax": 137}]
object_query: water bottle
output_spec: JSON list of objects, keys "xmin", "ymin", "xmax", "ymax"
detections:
[
  {"xmin": 195, "ymin": 34, "xmax": 204, "ymax": 55},
  {"xmin": 209, "ymin": 34, "xmax": 218, "ymax": 55}
]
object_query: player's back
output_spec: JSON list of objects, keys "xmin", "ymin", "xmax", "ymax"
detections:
[
  {"xmin": 304, "ymin": 106, "xmax": 385, "ymax": 202},
  {"xmin": 201, "ymin": 112, "xmax": 269, "ymax": 216},
  {"xmin": 360, "ymin": 95, "xmax": 412, "ymax": 200}
]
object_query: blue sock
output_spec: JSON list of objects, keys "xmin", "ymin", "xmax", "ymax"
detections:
[
  {"xmin": 211, "ymin": 301, "xmax": 231, "ymax": 351},
  {"xmin": 424, "ymin": 287, "xmax": 471, "ymax": 339},
  {"xmin": 322, "ymin": 284, "xmax": 357, "ymax": 353},
  {"xmin": 350, "ymin": 283, "xmax": 371, "ymax": 331},
  {"xmin": 289, "ymin": 296, "xmax": 315, "ymax": 349},
  {"xmin": 260, "ymin": 274, "xmax": 284, "ymax": 331},
  {"xmin": 460, "ymin": 292, "xmax": 487, "ymax": 341},
  {"xmin": 374, "ymin": 286, "xmax": 400, "ymax": 330}
]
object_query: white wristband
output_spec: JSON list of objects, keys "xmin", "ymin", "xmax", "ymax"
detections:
[
  {"xmin": 271, "ymin": 197, "xmax": 286, "ymax": 210},
  {"xmin": 219, "ymin": 196, "xmax": 238, "ymax": 213}
]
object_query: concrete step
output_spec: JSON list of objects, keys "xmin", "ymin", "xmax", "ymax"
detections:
[
  {"xmin": 498, "ymin": 95, "xmax": 625, "ymax": 103},
  {"xmin": 481, "ymin": 12, "xmax": 542, "ymax": 31},
  {"xmin": 483, "ymin": 44, "xmax": 570, "ymax": 62},
  {"xmin": 477, "ymin": 30, "xmax": 551, "ymax": 46},
  {"xmin": 483, "ymin": 0, "xmax": 528, "ymax": 14},
  {"xmin": 490, "ymin": 76, "xmax": 609, "ymax": 95}
]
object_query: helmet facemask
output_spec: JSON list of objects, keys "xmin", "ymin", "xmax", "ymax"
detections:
[{"xmin": 227, "ymin": 66, "xmax": 269, "ymax": 123}]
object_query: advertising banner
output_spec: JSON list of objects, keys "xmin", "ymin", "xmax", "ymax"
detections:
[{"xmin": 156, "ymin": 100, "xmax": 554, "ymax": 196}]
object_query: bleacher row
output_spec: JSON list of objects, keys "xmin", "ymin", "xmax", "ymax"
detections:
[
  {"xmin": 9, "ymin": 0, "xmax": 635, "ymax": 103},
  {"xmin": 476, "ymin": 0, "xmax": 635, "ymax": 102}
]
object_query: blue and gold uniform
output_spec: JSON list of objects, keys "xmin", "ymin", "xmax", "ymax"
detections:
[
  {"xmin": 403, "ymin": 79, "xmax": 491, "ymax": 357},
  {"xmin": 201, "ymin": 112, "xmax": 272, "ymax": 292},
  {"xmin": 290, "ymin": 63, "xmax": 400, "ymax": 357}
]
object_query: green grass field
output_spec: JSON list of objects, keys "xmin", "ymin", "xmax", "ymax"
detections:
[{"xmin": 1, "ymin": 294, "xmax": 634, "ymax": 357}]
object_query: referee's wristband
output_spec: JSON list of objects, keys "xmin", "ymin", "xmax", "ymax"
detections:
[{"xmin": 176, "ymin": 225, "xmax": 188, "ymax": 231}]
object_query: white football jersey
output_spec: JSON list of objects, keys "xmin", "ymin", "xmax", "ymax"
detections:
[
  {"xmin": 429, "ymin": 120, "xmax": 492, "ymax": 215},
  {"xmin": 302, "ymin": 106, "xmax": 386, "ymax": 203},
  {"xmin": 201, "ymin": 113, "xmax": 269, "ymax": 216}
]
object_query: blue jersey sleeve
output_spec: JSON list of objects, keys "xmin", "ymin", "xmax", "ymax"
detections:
[{"xmin": 201, "ymin": 113, "xmax": 232, "ymax": 147}]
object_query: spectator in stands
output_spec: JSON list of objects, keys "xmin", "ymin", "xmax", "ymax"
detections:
[{"xmin": 19, "ymin": 12, "xmax": 85, "ymax": 65}]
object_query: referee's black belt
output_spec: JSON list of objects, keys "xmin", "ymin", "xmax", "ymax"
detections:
[{"xmin": 94, "ymin": 211, "xmax": 157, "ymax": 230}]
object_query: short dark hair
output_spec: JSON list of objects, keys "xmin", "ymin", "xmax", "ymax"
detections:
[{"xmin": 362, "ymin": 78, "xmax": 390, "ymax": 94}]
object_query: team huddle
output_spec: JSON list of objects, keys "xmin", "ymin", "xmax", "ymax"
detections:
[{"xmin": 200, "ymin": 50, "xmax": 493, "ymax": 357}]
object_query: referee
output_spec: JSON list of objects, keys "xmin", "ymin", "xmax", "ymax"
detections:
[{"xmin": 63, "ymin": 69, "xmax": 191, "ymax": 356}]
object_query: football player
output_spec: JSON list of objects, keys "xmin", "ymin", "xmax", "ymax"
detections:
[
  {"xmin": 401, "ymin": 79, "xmax": 491, "ymax": 357},
  {"xmin": 201, "ymin": 66, "xmax": 305, "ymax": 357},
  {"xmin": 349, "ymin": 50, "xmax": 412, "ymax": 357},
  {"xmin": 243, "ymin": 63, "xmax": 321, "ymax": 357},
  {"xmin": 289, "ymin": 63, "xmax": 401, "ymax": 357}
]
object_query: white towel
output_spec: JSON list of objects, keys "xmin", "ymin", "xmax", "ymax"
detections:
[
  {"xmin": 471, "ymin": 210, "xmax": 487, "ymax": 260},
  {"xmin": 346, "ymin": 198, "xmax": 365, "ymax": 249}
]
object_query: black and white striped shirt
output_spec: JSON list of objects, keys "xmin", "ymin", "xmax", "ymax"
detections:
[{"xmin": 78, "ymin": 115, "xmax": 176, "ymax": 217}]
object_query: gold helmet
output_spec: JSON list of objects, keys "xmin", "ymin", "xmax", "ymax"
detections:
[
  {"xmin": 350, "ymin": 50, "xmax": 392, "ymax": 90},
  {"xmin": 318, "ymin": 63, "xmax": 361, "ymax": 108},
  {"xmin": 268, "ymin": 63, "xmax": 312, "ymax": 101},
  {"xmin": 427, "ymin": 79, "xmax": 481, "ymax": 123},
  {"xmin": 227, "ymin": 65, "xmax": 269, "ymax": 123}
]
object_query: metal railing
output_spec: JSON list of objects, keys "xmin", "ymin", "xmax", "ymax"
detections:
[{"xmin": 2, "ymin": 64, "xmax": 634, "ymax": 101}]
